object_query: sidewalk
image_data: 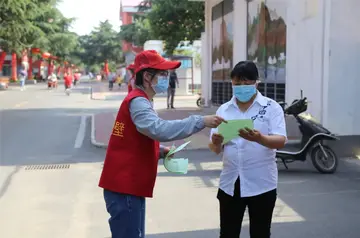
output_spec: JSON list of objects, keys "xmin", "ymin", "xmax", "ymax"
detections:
[
  {"xmin": 90, "ymin": 82, "xmax": 128, "ymax": 100},
  {"xmin": 91, "ymin": 102, "xmax": 302, "ymax": 150},
  {"xmin": 91, "ymin": 82, "xmax": 199, "ymax": 101}
]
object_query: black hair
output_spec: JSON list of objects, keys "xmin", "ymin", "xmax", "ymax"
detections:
[
  {"xmin": 135, "ymin": 68, "xmax": 162, "ymax": 86},
  {"xmin": 230, "ymin": 61, "xmax": 259, "ymax": 81}
]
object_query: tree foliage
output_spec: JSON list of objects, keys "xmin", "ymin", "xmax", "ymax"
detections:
[
  {"xmin": 0, "ymin": 0, "xmax": 80, "ymax": 68},
  {"xmin": 78, "ymin": 21, "xmax": 124, "ymax": 72},
  {"xmin": 138, "ymin": 0, "xmax": 205, "ymax": 55},
  {"xmin": 120, "ymin": 16, "xmax": 152, "ymax": 47},
  {"xmin": 0, "ymin": 0, "xmax": 50, "ymax": 53},
  {"xmin": 0, "ymin": 1, "xmax": 125, "ymax": 72}
]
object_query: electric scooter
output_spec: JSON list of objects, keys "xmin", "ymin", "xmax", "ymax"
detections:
[
  {"xmin": 276, "ymin": 91, "xmax": 339, "ymax": 174},
  {"xmin": 196, "ymin": 92, "xmax": 205, "ymax": 108}
]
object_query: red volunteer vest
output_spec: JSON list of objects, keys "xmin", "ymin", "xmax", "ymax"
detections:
[{"xmin": 98, "ymin": 89, "xmax": 160, "ymax": 197}]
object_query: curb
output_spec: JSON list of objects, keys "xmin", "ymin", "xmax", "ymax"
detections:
[{"xmin": 90, "ymin": 114, "xmax": 108, "ymax": 148}]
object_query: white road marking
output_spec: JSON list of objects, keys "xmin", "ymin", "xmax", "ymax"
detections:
[
  {"xmin": 13, "ymin": 101, "xmax": 28, "ymax": 108},
  {"xmin": 74, "ymin": 115, "xmax": 87, "ymax": 149}
]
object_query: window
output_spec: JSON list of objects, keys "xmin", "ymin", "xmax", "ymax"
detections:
[{"xmin": 179, "ymin": 59, "xmax": 192, "ymax": 68}]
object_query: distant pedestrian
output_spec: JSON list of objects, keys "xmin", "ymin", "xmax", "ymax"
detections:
[
  {"xmin": 18, "ymin": 66, "xmax": 27, "ymax": 91},
  {"xmin": 116, "ymin": 74, "xmax": 123, "ymax": 88},
  {"xmin": 167, "ymin": 69, "xmax": 179, "ymax": 109},
  {"xmin": 63, "ymin": 73, "xmax": 72, "ymax": 95},
  {"xmin": 73, "ymin": 71, "xmax": 81, "ymax": 86},
  {"xmin": 47, "ymin": 72, "xmax": 58, "ymax": 89},
  {"xmin": 108, "ymin": 72, "xmax": 116, "ymax": 91}
]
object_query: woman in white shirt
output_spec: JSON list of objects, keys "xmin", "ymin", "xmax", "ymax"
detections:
[{"xmin": 209, "ymin": 61, "xmax": 287, "ymax": 238}]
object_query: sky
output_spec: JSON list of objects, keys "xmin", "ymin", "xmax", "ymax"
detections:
[{"xmin": 57, "ymin": 0, "xmax": 143, "ymax": 36}]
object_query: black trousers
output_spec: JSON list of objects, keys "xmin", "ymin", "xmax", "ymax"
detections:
[
  {"xmin": 217, "ymin": 178, "xmax": 277, "ymax": 238},
  {"xmin": 167, "ymin": 87, "xmax": 175, "ymax": 107}
]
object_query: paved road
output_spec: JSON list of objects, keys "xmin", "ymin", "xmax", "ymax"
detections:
[{"xmin": 0, "ymin": 83, "xmax": 360, "ymax": 238}]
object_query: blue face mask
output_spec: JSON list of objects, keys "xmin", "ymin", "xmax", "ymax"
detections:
[
  {"xmin": 152, "ymin": 76, "xmax": 169, "ymax": 94},
  {"xmin": 232, "ymin": 85, "xmax": 257, "ymax": 102}
]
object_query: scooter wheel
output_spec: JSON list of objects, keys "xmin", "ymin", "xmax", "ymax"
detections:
[
  {"xmin": 310, "ymin": 145, "xmax": 338, "ymax": 174},
  {"xmin": 196, "ymin": 98, "xmax": 202, "ymax": 108}
]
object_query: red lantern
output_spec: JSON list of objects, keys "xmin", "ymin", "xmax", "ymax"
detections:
[
  {"xmin": 42, "ymin": 52, "xmax": 51, "ymax": 59},
  {"xmin": 31, "ymin": 48, "xmax": 41, "ymax": 55}
]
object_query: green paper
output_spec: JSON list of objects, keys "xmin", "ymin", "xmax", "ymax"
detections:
[
  {"xmin": 163, "ymin": 158, "xmax": 188, "ymax": 174},
  {"xmin": 165, "ymin": 141, "xmax": 191, "ymax": 159},
  {"xmin": 218, "ymin": 119, "xmax": 254, "ymax": 144}
]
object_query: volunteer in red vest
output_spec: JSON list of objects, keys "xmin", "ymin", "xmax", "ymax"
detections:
[
  {"xmin": 127, "ymin": 63, "xmax": 135, "ymax": 93},
  {"xmin": 99, "ymin": 50, "xmax": 226, "ymax": 238}
]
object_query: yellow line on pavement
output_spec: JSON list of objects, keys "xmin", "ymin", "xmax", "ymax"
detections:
[{"xmin": 13, "ymin": 101, "xmax": 29, "ymax": 108}]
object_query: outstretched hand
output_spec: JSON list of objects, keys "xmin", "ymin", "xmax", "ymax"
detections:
[{"xmin": 204, "ymin": 115, "xmax": 227, "ymax": 128}]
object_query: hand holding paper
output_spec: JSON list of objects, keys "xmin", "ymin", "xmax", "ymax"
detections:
[
  {"xmin": 218, "ymin": 119, "xmax": 254, "ymax": 144},
  {"xmin": 165, "ymin": 141, "xmax": 191, "ymax": 159},
  {"xmin": 163, "ymin": 158, "xmax": 189, "ymax": 174},
  {"xmin": 163, "ymin": 141, "xmax": 191, "ymax": 174}
]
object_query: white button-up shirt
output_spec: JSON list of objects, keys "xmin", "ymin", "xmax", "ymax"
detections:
[{"xmin": 210, "ymin": 92, "xmax": 287, "ymax": 197}]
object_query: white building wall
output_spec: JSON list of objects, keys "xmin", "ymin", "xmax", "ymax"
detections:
[
  {"xmin": 286, "ymin": 0, "xmax": 360, "ymax": 135},
  {"xmin": 325, "ymin": 0, "xmax": 360, "ymax": 135},
  {"xmin": 285, "ymin": 0, "xmax": 325, "ymax": 122},
  {"xmin": 203, "ymin": 0, "xmax": 219, "ymax": 106},
  {"xmin": 144, "ymin": 40, "xmax": 165, "ymax": 54}
]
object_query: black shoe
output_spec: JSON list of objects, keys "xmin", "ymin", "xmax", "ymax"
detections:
[{"xmin": 171, "ymin": 106, "xmax": 175, "ymax": 109}]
